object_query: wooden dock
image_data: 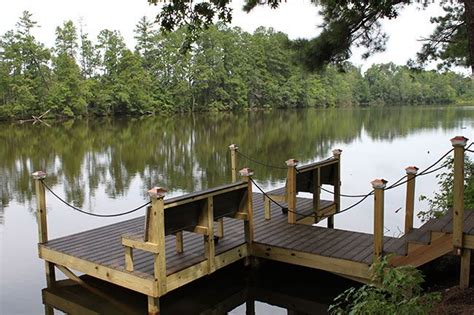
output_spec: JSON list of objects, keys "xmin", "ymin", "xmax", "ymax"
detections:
[
  {"xmin": 34, "ymin": 136, "xmax": 474, "ymax": 314},
  {"xmin": 41, "ymin": 263, "xmax": 336, "ymax": 315}
]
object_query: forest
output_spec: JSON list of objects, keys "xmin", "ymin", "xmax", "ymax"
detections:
[{"xmin": 1, "ymin": 11, "xmax": 473, "ymax": 120}]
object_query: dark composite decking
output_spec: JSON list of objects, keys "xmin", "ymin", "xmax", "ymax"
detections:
[{"xmin": 43, "ymin": 193, "xmax": 474, "ymax": 280}]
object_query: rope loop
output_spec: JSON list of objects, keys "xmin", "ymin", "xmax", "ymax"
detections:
[
  {"xmin": 236, "ymin": 150, "xmax": 288, "ymax": 170},
  {"xmin": 41, "ymin": 180, "xmax": 150, "ymax": 218},
  {"xmin": 249, "ymin": 177, "xmax": 373, "ymax": 218}
]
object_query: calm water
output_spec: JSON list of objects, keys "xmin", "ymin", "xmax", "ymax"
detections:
[{"xmin": 1, "ymin": 106, "xmax": 474, "ymax": 314}]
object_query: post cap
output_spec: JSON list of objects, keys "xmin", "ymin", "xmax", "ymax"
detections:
[
  {"xmin": 405, "ymin": 166, "xmax": 419, "ymax": 175},
  {"xmin": 229, "ymin": 144, "xmax": 238, "ymax": 150},
  {"xmin": 371, "ymin": 179, "xmax": 387, "ymax": 189},
  {"xmin": 450, "ymin": 136, "xmax": 468, "ymax": 147},
  {"xmin": 332, "ymin": 149, "xmax": 342, "ymax": 157},
  {"xmin": 285, "ymin": 159, "xmax": 298, "ymax": 167},
  {"xmin": 148, "ymin": 187, "xmax": 167, "ymax": 199},
  {"xmin": 239, "ymin": 167, "xmax": 254, "ymax": 177},
  {"xmin": 32, "ymin": 171, "xmax": 47, "ymax": 180}
]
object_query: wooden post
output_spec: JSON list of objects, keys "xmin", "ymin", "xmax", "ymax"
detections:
[
  {"xmin": 313, "ymin": 168, "xmax": 321, "ymax": 223},
  {"xmin": 460, "ymin": 248, "xmax": 471, "ymax": 289},
  {"xmin": 203, "ymin": 196, "xmax": 216, "ymax": 273},
  {"xmin": 220, "ymin": 145, "xmax": 238, "ymax": 239},
  {"xmin": 240, "ymin": 168, "xmax": 254, "ymax": 256},
  {"xmin": 32, "ymin": 171, "xmax": 56, "ymax": 289},
  {"xmin": 148, "ymin": 296, "xmax": 160, "ymax": 315},
  {"xmin": 33, "ymin": 171, "xmax": 49, "ymax": 244},
  {"xmin": 44, "ymin": 305, "xmax": 54, "ymax": 315},
  {"xmin": 124, "ymin": 247, "xmax": 134, "ymax": 271},
  {"xmin": 264, "ymin": 196, "xmax": 272, "ymax": 220},
  {"xmin": 229, "ymin": 144, "xmax": 239, "ymax": 182},
  {"xmin": 451, "ymin": 136, "xmax": 468, "ymax": 249},
  {"xmin": 245, "ymin": 299, "xmax": 256, "ymax": 315},
  {"xmin": 372, "ymin": 179, "xmax": 387, "ymax": 261},
  {"xmin": 175, "ymin": 231, "xmax": 183, "ymax": 254},
  {"xmin": 147, "ymin": 187, "xmax": 167, "ymax": 300},
  {"xmin": 404, "ymin": 166, "xmax": 418, "ymax": 234},
  {"xmin": 216, "ymin": 219, "xmax": 224, "ymax": 239},
  {"xmin": 286, "ymin": 159, "xmax": 298, "ymax": 224},
  {"xmin": 329, "ymin": 149, "xmax": 342, "ymax": 228}
]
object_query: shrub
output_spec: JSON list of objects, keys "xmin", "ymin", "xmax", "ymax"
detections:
[{"xmin": 329, "ymin": 257, "xmax": 441, "ymax": 315}]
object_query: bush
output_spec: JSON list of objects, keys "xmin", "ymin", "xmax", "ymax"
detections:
[
  {"xmin": 418, "ymin": 156, "xmax": 474, "ymax": 222},
  {"xmin": 329, "ymin": 257, "xmax": 441, "ymax": 315}
]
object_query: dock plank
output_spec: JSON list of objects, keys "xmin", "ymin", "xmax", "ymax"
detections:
[{"xmin": 43, "ymin": 191, "xmax": 474, "ymax": 287}]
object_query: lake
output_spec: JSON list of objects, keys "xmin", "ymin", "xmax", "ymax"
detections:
[{"xmin": 1, "ymin": 106, "xmax": 473, "ymax": 314}]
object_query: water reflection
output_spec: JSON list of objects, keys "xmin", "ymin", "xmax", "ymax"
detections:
[
  {"xmin": 1, "ymin": 106, "xmax": 472, "ymax": 220},
  {"xmin": 2, "ymin": 106, "xmax": 474, "ymax": 314},
  {"xmin": 42, "ymin": 262, "xmax": 353, "ymax": 315}
]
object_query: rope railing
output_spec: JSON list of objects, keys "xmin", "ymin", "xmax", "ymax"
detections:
[
  {"xmin": 252, "ymin": 144, "xmax": 465, "ymax": 219},
  {"xmin": 465, "ymin": 141, "xmax": 474, "ymax": 153},
  {"xmin": 385, "ymin": 147, "xmax": 454, "ymax": 191},
  {"xmin": 41, "ymin": 180, "xmax": 150, "ymax": 218},
  {"xmin": 236, "ymin": 150, "xmax": 287, "ymax": 170},
  {"xmin": 250, "ymin": 177, "xmax": 373, "ymax": 218},
  {"xmin": 320, "ymin": 187, "xmax": 373, "ymax": 198},
  {"xmin": 39, "ymin": 142, "xmax": 471, "ymax": 219},
  {"xmin": 320, "ymin": 147, "xmax": 455, "ymax": 198},
  {"xmin": 236, "ymin": 149, "xmax": 335, "ymax": 173}
]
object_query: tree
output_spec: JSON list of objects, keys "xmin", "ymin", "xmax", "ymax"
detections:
[
  {"xmin": 150, "ymin": 0, "xmax": 474, "ymax": 74},
  {"xmin": 96, "ymin": 29, "xmax": 126, "ymax": 77},
  {"xmin": 48, "ymin": 53, "xmax": 88, "ymax": 117},
  {"xmin": 0, "ymin": 11, "xmax": 51, "ymax": 116},
  {"xmin": 415, "ymin": 2, "xmax": 471, "ymax": 73},
  {"xmin": 49, "ymin": 20, "xmax": 89, "ymax": 117},
  {"xmin": 134, "ymin": 16, "xmax": 156, "ymax": 69},
  {"xmin": 78, "ymin": 21, "xmax": 100, "ymax": 78},
  {"xmin": 54, "ymin": 20, "xmax": 78, "ymax": 58}
]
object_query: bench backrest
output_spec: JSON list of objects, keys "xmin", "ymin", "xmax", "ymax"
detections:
[
  {"xmin": 295, "ymin": 158, "xmax": 339, "ymax": 193},
  {"xmin": 145, "ymin": 181, "xmax": 249, "ymax": 238}
]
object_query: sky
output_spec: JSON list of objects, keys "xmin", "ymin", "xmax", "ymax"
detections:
[{"xmin": 0, "ymin": 0, "xmax": 446, "ymax": 71}]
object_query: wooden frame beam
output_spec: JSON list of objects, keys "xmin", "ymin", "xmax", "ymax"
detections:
[
  {"xmin": 460, "ymin": 248, "xmax": 471, "ymax": 289},
  {"xmin": 252, "ymin": 243, "xmax": 372, "ymax": 280},
  {"xmin": 122, "ymin": 237, "xmax": 160, "ymax": 253},
  {"xmin": 390, "ymin": 234, "xmax": 452, "ymax": 267},
  {"xmin": 39, "ymin": 245, "xmax": 156, "ymax": 296}
]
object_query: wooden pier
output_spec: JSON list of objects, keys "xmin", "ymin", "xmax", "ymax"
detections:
[{"xmin": 35, "ymin": 136, "xmax": 473, "ymax": 314}]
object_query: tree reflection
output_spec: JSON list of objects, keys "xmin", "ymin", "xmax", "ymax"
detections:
[{"xmin": 1, "ymin": 106, "xmax": 472, "ymax": 222}]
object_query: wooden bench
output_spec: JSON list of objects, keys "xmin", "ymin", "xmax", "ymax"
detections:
[
  {"xmin": 264, "ymin": 150, "xmax": 341, "ymax": 225},
  {"xmin": 121, "ymin": 168, "xmax": 254, "ymax": 300}
]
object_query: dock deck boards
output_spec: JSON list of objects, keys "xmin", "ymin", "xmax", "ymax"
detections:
[
  {"xmin": 42, "ymin": 193, "xmax": 474, "ymax": 286},
  {"xmin": 43, "ymin": 193, "xmax": 341, "ymax": 279}
]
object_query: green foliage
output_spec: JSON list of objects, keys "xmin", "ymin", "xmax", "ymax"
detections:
[
  {"xmin": 329, "ymin": 257, "xmax": 441, "ymax": 315},
  {"xmin": 418, "ymin": 156, "xmax": 474, "ymax": 222},
  {"xmin": 1, "ymin": 12, "xmax": 473, "ymax": 120},
  {"xmin": 416, "ymin": 2, "xmax": 470, "ymax": 71},
  {"xmin": 149, "ymin": 0, "xmax": 473, "ymax": 73}
]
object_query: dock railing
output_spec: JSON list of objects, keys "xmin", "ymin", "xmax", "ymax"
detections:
[
  {"xmin": 229, "ymin": 144, "xmax": 341, "ymax": 226},
  {"xmin": 262, "ymin": 153, "xmax": 341, "ymax": 225}
]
